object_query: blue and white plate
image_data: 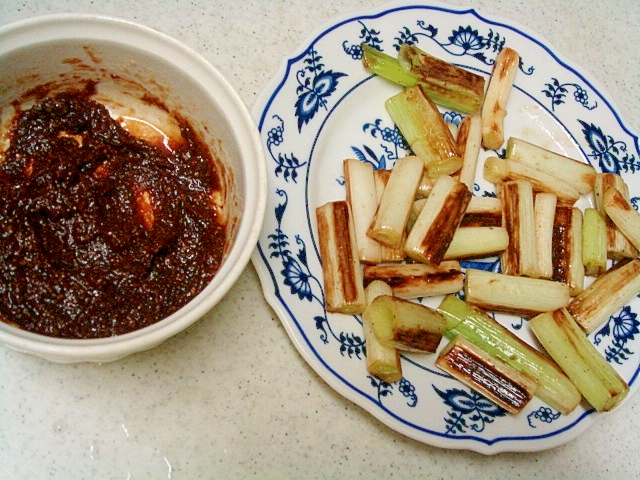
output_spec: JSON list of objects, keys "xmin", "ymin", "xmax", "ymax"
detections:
[{"xmin": 251, "ymin": 1, "xmax": 640, "ymax": 453}]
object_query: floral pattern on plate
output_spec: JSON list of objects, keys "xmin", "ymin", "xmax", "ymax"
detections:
[{"xmin": 252, "ymin": 2, "xmax": 640, "ymax": 453}]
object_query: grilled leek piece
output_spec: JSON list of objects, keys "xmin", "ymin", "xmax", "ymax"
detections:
[
  {"xmin": 552, "ymin": 206, "xmax": 584, "ymax": 296},
  {"xmin": 481, "ymin": 47, "xmax": 520, "ymax": 150},
  {"xmin": 456, "ymin": 113, "xmax": 483, "ymax": 190},
  {"xmin": 505, "ymin": 137, "xmax": 596, "ymax": 195},
  {"xmin": 369, "ymin": 295, "xmax": 446, "ymax": 353},
  {"xmin": 593, "ymin": 173, "xmax": 637, "ymax": 260},
  {"xmin": 360, "ymin": 43, "xmax": 485, "ymax": 114},
  {"xmin": 385, "ymin": 85, "xmax": 462, "ymax": 177},
  {"xmin": 436, "ymin": 335, "xmax": 538, "ymax": 414},
  {"xmin": 534, "ymin": 192, "xmax": 557, "ymax": 279},
  {"xmin": 531, "ymin": 308, "xmax": 629, "ymax": 412},
  {"xmin": 447, "ymin": 122, "xmax": 459, "ymax": 141},
  {"xmin": 603, "ymin": 186, "xmax": 640, "ymax": 252},
  {"xmin": 567, "ymin": 258, "xmax": 640, "ymax": 334},
  {"xmin": 499, "ymin": 179, "xmax": 538, "ymax": 277},
  {"xmin": 437, "ymin": 295, "xmax": 581, "ymax": 414},
  {"xmin": 484, "ymin": 156, "xmax": 580, "ymax": 205},
  {"xmin": 396, "ymin": 43, "xmax": 485, "ymax": 114},
  {"xmin": 362, "ymin": 281, "xmax": 402, "ymax": 383},
  {"xmin": 316, "ymin": 201, "xmax": 366, "ymax": 314},
  {"xmin": 368, "ymin": 155, "xmax": 423, "ymax": 249},
  {"xmin": 344, "ymin": 158, "xmax": 382, "ymax": 264},
  {"xmin": 404, "ymin": 175, "xmax": 471, "ymax": 266},
  {"xmin": 363, "ymin": 261, "xmax": 463, "ymax": 299},
  {"xmin": 444, "ymin": 226, "xmax": 509, "ymax": 260},
  {"xmin": 373, "ymin": 169, "xmax": 407, "ymax": 262},
  {"xmin": 464, "ymin": 268, "xmax": 571, "ymax": 318},
  {"xmin": 581, "ymin": 207, "xmax": 607, "ymax": 277},
  {"xmin": 411, "ymin": 195, "xmax": 502, "ymax": 229}
]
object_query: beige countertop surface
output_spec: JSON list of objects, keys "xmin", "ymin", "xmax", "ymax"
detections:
[{"xmin": 1, "ymin": 0, "xmax": 639, "ymax": 478}]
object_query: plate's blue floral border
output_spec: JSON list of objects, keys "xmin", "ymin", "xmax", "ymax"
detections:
[{"xmin": 255, "ymin": 4, "xmax": 640, "ymax": 450}]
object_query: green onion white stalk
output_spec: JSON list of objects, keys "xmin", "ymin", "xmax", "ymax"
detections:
[
  {"xmin": 505, "ymin": 137, "xmax": 596, "ymax": 195},
  {"xmin": 603, "ymin": 186, "xmax": 640, "ymax": 252},
  {"xmin": 552, "ymin": 206, "xmax": 584, "ymax": 296},
  {"xmin": 530, "ymin": 308, "xmax": 629, "ymax": 412},
  {"xmin": 534, "ymin": 192, "xmax": 557, "ymax": 279},
  {"xmin": 581, "ymin": 207, "xmax": 607, "ymax": 277},
  {"xmin": 362, "ymin": 281, "xmax": 402, "ymax": 383},
  {"xmin": 436, "ymin": 335, "xmax": 538, "ymax": 414},
  {"xmin": 368, "ymin": 156, "xmax": 423, "ymax": 249},
  {"xmin": 455, "ymin": 114, "xmax": 483, "ymax": 190},
  {"xmin": 444, "ymin": 226, "xmax": 509, "ymax": 260},
  {"xmin": 373, "ymin": 169, "xmax": 406, "ymax": 262},
  {"xmin": 499, "ymin": 179, "xmax": 539, "ymax": 277},
  {"xmin": 360, "ymin": 43, "xmax": 485, "ymax": 115},
  {"xmin": 437, "ymin": 295, "xmax": 582, "ymax": 414},
  {"xmin": 397, "ymin": 43, "xmax": 485, "ymax": 115},
  {"xmin": 484, "ymin": 156, "xmax": 580, "ymax": 205},
  {"xmin": 363, "ymin": 261, "xmax": 463, "ymax": 299},
  {"xmin": 344, "ymin": 158, "xmax": 381, "ymax": 264},
  {"xmin": 593, "ymin": 173, "xmax": 637, "ymax": 260},
  {"xmin": 369, "ymin": 295, "xmax": 446, "ymax": 353},
  {"xmin": 481, "ymin": 47, "xmax": 520, "ymax": 150},
  {"xmin": 385, "ymin": 85, "xmax": 462, "ymax": 177},
  {"xmin": 316, "ymin": 201, "xmax": 366, "ymax": 314},
  {"xmin": 464, "ymin": 268, "xmax": 571, "ymax": 317},
  {"xmin": 568, "ymin": 258, "xmax": 640, "ymax": 333},
  {"xmin": 404, "ymin": 175, "xmax": 471, "ymax": 266}
]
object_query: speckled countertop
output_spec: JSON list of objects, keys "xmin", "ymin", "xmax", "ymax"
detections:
[{"xmin": 1, "ymin": 0, "xmax": 639, "ymax": 478}]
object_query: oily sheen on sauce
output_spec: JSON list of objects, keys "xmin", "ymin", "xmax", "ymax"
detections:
[{"xmin": 0, "ymin": 85, "xmax": 228, "ymax": 338}]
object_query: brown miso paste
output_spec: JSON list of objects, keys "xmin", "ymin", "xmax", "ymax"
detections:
[{"xmin": 0, "ymin": 89, "xmax": 228, "ymax": 338}]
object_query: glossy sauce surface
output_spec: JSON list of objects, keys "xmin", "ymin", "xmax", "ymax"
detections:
[{"xmin": 0, "ymin": 88, "xmax": 227, "ymax": 338}]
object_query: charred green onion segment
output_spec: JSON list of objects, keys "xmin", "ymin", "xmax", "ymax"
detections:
[{"xmin": 315, "ymin": 43, "xmax": 636, "ymax": 416}]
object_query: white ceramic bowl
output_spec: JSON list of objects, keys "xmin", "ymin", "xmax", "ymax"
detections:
[{"xmin": 0, "ymin": 14, "xmax": 267, "ymax": 363}]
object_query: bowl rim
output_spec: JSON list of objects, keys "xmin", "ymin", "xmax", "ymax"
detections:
[{"xmin": 0, "ymin": 13, "xmax": 268, "ymax": 362}]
